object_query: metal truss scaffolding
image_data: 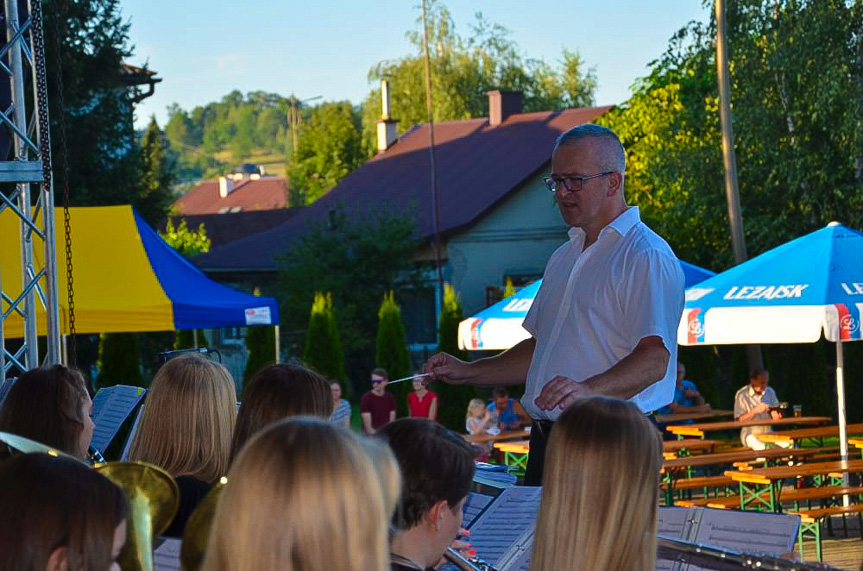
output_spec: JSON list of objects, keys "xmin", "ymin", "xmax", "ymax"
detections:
[{"xmin": 0, "ymin": 0, "xmax": 60, "ymax": 384}]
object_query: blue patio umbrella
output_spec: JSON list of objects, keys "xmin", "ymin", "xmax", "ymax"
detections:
[
  {"xmin": 677, "ymin": 222, "xmax": 863, "ymax": 465},
  {"xmin": 458, "ymin": 260, "xmax": 715, "ymax": 352}
]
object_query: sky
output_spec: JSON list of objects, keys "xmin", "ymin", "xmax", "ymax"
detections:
[{"xmin": 122, "ymin": 1, "xmax": 710, "ymax": 129}]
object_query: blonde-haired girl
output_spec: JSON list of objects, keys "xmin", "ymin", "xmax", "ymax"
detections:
[{"xmin": 531, "ymin": 396, "xmax": 662, "ymax": 571}]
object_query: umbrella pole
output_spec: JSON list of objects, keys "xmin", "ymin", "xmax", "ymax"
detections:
[
  {"xmin": 274, "ymin": 325, "xmax": 281, "ymax": 364},
  {"xmin": 836, "ymin": 340, "xmax": 850, "ymax": 507}
]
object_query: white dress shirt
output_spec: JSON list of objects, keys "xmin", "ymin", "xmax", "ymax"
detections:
[{"xmin": 521, "ymin": 206, "xmax": 685, "ymax": 420}]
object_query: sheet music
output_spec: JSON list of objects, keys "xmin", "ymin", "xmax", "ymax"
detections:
[
  {"xmin": 0, "ymin": 376, "xmax": 17, "ymax": 405},
  {"xmin": 466, "ymin": 486, "xmax": 542, "ymax": 569},
  {"xmin": 153, "ymin": 537, "xmax": 181, "ymax": 570},
  {"xmin": 120, "ymin": 404, "xmax": 145, "ymax": 461},
  {"xmin": 90, "ymin": 385, "xmax": 146, "ymax": 453},
  {"xmin": 658, "ymin": 507, "xmax": 693, "ymax": 539},
  {"xmin": 463, "ymin": 491, "xmax": 494, "ymax": 528},
  {"xmin": 693, "ymin": 508, "xmax": 798, "ymax": 554}
]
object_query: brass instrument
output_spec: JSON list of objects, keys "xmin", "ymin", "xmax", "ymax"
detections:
[
  {"xmin": 0, "ymin": 430, "xmax": 81, "ymax": 461},
  {"xmin": 444, "ymin": 547, "xmax": 499, "ymax": 571},
  {"xmin": 657, "ymin": 535, "xmax": 842, "ymax": 570},
  {"xmin": 95, "ymin": 461, "xmax": 180, "ymax": 571},
  {"xmin": 181, "ymin": 477, "xmax": 227, "ymax": 571}
]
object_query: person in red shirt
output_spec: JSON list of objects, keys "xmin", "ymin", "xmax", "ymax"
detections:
[
  {"xmin": 407, "ymin": 378, "xmax": 438, "ymax": 421},
  {"xmin": 360, "ymin": 368, "xmax": 397, "ymax": 434}
]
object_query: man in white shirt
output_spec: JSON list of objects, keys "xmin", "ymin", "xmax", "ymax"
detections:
[
  {"xmin": 423, "ymin": 124, "xmax": 685, "ymax": 485},
  {"xmin": 734, "ymin": 368, "xmax": 786, "ymax": 450}
]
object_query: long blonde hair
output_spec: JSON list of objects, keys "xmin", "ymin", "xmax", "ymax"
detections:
[
  {"xmin": 203, "ymin": 418, "xmax": 397, "ymax": 571},
  {"xmin": 531, "ymin": 397, "xmax": 662, "ymax": 571},
  {"xmin": 128, "ymin": 354, "xmax": 236, "ymax": 482}
]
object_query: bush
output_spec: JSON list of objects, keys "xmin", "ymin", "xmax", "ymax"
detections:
[
  {"xmin": 97, "ymin": 333, "xmax": 143, "ymax": 389},
  {"xmin": 243, "ymin": 326, "xmax": 276, "ymax": 390},
  {"xmin": 376, "ymin": 291, "xmax": 411, "ymax": 416},
  {"xmin": 432, "ymin": 284, "xmax": 477, "ymax": 431},
  {"xmin": 303, "ymin": 292, "xmax": 347, "ymax": 394}
]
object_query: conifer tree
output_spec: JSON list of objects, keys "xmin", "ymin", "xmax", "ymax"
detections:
[
  {"xmin": 375, "ymin": 292, "xmax": 412, "ymax": 416},
  {"xmin": 433, "ymin": 284, "xmax": 476, "ymax": 431},
  {"xmin": 137, "ymin": 117, "xmax": 176, "ymax": 226},
  {"xmin": 97, "ymin": 333, "xmax": 143, "ymax": 388},
  {"xmin": 303, "ymin": 292, "xmax": 347, "ymax": 391},
  {"xmin": 243, "ymin": 325, "xmax": 276, "ymax": 388}
]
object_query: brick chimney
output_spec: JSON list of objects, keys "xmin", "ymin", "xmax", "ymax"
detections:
[
  {"xmin": 376, "ymin": 78, "xmax": 399, "ymax": 152},
  {"xmin": 487, "ymin": 90, "xmax": 523, "ymax": 127}
]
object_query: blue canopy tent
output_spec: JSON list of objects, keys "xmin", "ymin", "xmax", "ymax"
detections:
[
  {"xmin": 458, "ymin": 260, "xmax": 715, "ymax": 351},
  {"xmin": 677, "ymin": 222, "xmax": 863, "ymax": 466}
]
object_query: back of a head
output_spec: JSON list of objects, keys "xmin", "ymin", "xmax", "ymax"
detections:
[
  {"xmin": 128, "ymin": 354, "xmax": 237, "ymax": 482},
  {"xmin": 0, "ymin": 453, "xmax": 127, "ymax": 570},
  {"xmin": 230, "ymin": 364, "xmax": 333, "ymax": 461},
  {"xmin": 532, "ymin": 397, "xmax": 661, "ymax": 571},
  {"xmin": 376, "ymin": 418, "xmax": 475, "ymax": 531},
  {"xmin": 203, "ymin": 418, "xmax": 395, "ymax": 571},
  {"xmin": 0, "ymin": 365, "xmax": 88, "ymax": 458}
]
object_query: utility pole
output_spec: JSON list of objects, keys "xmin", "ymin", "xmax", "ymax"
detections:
[
  {"xmin": 715, "ymin": 0, "xmax": 763, "ymax": 371},
  {"xmin": 421, "ymin": 0, "xmax": 445, "ymax": 310},
  {"xmin": 287, "ymin": 95, "xmax": 322, "ymax": 160}
]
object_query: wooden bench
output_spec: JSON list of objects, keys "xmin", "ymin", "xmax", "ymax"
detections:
[
  {"xmin": 661, "ymin": 475, "xmax": 735, "ymax": 505},
  {"xmin": 675, "ymin": 485, "xmax": 863, "ymax": 510},
  {"xmin": 790, "ymin": 503, "xmax": 863, "ymax": 561}
]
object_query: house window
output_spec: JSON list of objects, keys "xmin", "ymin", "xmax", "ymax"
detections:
[{"xmin": 399, "ymin": 287, "xmax": 438, "ymax": 346}]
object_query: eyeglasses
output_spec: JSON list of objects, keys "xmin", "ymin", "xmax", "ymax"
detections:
[
  {"xmin": 371, "ymin": 379, "xmax": 384, "ymax": 384},
  {"xmin": 543, "ymin": 171, "xmax": 614, "ymax": 193}
]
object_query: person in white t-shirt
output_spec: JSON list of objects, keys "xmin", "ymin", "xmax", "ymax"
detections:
[
  {"xmin": 734, "ymin": 369, "xmax": 788, "ymax": 450},
  {"xmin": 423, "ymin": 124, "xmax": 685, "ymax": 485}
]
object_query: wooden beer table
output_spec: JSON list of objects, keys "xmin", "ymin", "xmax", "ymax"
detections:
[
  {"xmin": 666, "ymin": 416, "xmax": 831, "ymax": 439},
  {"xmin": 755, "ymin": 423, "xmax": 863, "ymax": 448},
  {"xmin": 654, "ymin": 409, "xmax": 733, "ymax": 425},
  {"xmin": 662, "ymin": 439, "xmax": 722, "ymax": 456},
  {"xmin": 464, "ymin": 428, "xmax": 530, "ymax": 445},
  {"xmin": 725, "ymin": 458, "xmax": 863, "ymax": 512},
  {"xmin": 493, "ymin": 440, "xmax": 530, "ymax": 473}
]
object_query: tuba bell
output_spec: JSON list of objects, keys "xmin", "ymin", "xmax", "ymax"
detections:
[
  {"xmin": 95, "ymin": 461, "xmax": 180, "ymax": 571},
  {"xmin": 180, "ymin": 477, "xmax": 227, "ymax": 571}
]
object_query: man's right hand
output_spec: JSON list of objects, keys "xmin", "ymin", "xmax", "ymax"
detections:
[{"xmin": 423, "ymin": 352, "xmax": 474, "ymax": 385}]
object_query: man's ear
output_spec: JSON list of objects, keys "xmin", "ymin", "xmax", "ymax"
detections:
[
  {"xmin": 46, "ymin": 546, "xmax": 70, "ymax": 571},
  {"xmin": 606, "ymin": 172, "xmax": 623, "ymax": 197},
  {"xmin": 427, "ymin": 499, "xmax": 449, "ymax": 532}
]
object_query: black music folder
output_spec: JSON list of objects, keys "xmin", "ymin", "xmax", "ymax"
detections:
[{"xmin": 90, "ymin": 385, "xmax": 147, "ymax": 453}]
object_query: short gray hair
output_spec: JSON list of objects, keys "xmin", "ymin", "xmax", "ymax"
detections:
[{"xmin": 555, "ymin": 124, "xmax": 626, "ymax": 175}]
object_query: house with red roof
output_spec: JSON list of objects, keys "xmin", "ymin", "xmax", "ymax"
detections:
[
  {"xmin": 194, "ymin": 90, "xmax": 611, "ymax": 349},
  {"xmin": 173, "ymin": 166, "xmax": 289, "ymax": 215}
]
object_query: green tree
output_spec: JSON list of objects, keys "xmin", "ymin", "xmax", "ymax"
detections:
[
  {"xmin": 287, "ymin": 101, "xmax": 365, "ymax": 204},
  {"xmin": 376, "ymin": 291, "xmax": 412, "ymax": 416},
  {"xmin": 432, "ymin": 284, "xmax": 476, "ymax": 431},
  {"xmin": 303, "ymin": 292, "xmax": 347, "ymax": 390},
  {"xmin": 360, "ymin": 3, "xmax": 597, "ymax": 153},
  {"xmin": 45, "ymin": 0, "xmax": 140, "ymax": 209},
  {"xmin": 243, "ymin": 326, "xmax": 276, "ymax": 388},
  {"xmin": 97, "ymin": 333, "xmax": 143, "ymax": 388},
  {"xmin": 277, "ymin": 207, "xmax": 419, "ymax": 388},
  {"xmin": 160, "ymin": 216, "xmax": 211, "ymax": 256},
  {"xmin": 137, "ymin": 117, "xmax": 176, "ymax": 226},
  {"xmin": 596, "ymin": 0, "xmax": 863, "ymax": 416},
  {"xmin": 502, "ymin": 277, "xmax": 516, "ymax": 299}
]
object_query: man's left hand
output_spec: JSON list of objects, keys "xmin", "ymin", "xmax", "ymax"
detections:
[
  {"xmin": 770, "ymin": 410, "xmax": 782, "ymax": 420},
  {"xmin": 534, "ymin": 376, "xmax": 596, "ymax": 411}
]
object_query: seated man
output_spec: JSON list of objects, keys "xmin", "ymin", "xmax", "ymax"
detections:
[
  {"xmin": 488, "ymin": 387, "xmax": 532, "ymax": 431},
  {"xmin": 377, "ymin": 418, "xmax": 475, "ymax": 571},
  {"xmin": 657, "ymin": 362, "xmax": 711, "ymax": 416},
  {"xmin": 734, "ymin": 369, "xmax": 788, "ymax": 450}
]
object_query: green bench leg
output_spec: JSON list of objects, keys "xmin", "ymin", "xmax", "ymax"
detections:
[{"xmin": 797, "ymin": 518, "xmax": 823, "ymax": 562}]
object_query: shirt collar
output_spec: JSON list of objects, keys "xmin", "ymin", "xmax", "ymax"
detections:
[{"xmin": 567, "ymin": 206, "xmax": 640, "ymax": 243}]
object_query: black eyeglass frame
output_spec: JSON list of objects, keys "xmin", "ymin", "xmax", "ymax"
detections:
[{"xmin": 543, "ymin": 171, "xmax": 615, "ymax": 193}]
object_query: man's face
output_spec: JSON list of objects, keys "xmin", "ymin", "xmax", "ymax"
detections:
[
  {"xmin": 494, "ymin": 395, "xmax": 509, "ymax": 411},
  {"xmin": 751, "ymin": 372, "xmax": 769, "ymax": 393},
  {"xmin": 331, "ymin": 382, "xmax": 342, "ymax": 400},
  {"xmin": 371, "ymin": 375, "xmax": 387, "ymax": 393},
  {"xmin": 676, "ymin": 364, "xmax": 686, "ymax": 384},
  {"xmin": 551, "ymin": 141, "xmax": 613, "ymax": 230}
]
